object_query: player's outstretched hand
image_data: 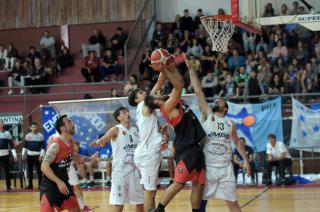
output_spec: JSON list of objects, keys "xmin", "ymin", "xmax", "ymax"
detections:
[
  {"xmin": 149, "ymin": 62, "xmax": 166, "ymax": 72},
  {"xmin": 243, "ymin": 160, "xmax": 252, "ymax": 177},
  {"xmin": 57, "ymin": 180, "xmax": 69, "ymax": 196},
  {"xmin": 182, "ymin": 53, "xmax": 196, "ymax": 71},
  {"xmin": 90, "ymin": 140, "xmax": 100, "ymax": 147}
]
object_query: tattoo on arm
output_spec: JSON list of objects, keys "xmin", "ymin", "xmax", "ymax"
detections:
[{"xmin": 43, "ymin": 143, "xmax": 59, "ymax": 164}]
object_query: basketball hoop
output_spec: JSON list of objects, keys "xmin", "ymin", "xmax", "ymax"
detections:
[{"xmin": 201, "ymin": 15, "xmax": 261, "ymax": 53}]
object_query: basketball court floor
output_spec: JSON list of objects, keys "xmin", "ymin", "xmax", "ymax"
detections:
[{"xmin": 1, "ymin": 182, "xmax": 320, "ymax": 212}]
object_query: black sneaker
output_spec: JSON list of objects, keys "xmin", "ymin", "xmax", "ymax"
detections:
[
  {"xmin": 87, "ymin": 181, "xmax": 95, "ymax": 188},
  {"xmin": 105, "ymin": 181, "xmax": 111, "ymax": 188},
  {"xmin": 7, "ymin": 188, "xmax": 12, "ymax": 192}
]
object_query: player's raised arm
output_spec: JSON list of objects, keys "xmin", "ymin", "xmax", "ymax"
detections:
[
  {"xmin": 184, "ymin": 54, "xmax": 211, "ymax": 120},
  {"xmin": 90, "ymin": 127, "xmax": 119, "ymax": 147},
  {"xmin": 150, "ymin": 71, "xmax": 166, "ymax": 95}
]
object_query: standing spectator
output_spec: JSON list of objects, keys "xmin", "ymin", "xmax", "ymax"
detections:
[
  {"xmin": 29, "ymin": 58, "xmax": 48, "ymax": 94},
  {"xmin": 27, "ymin": 46, "xmax": 41, "ymax": 66},
  {"xmin": 6, "ymin": 43, "xmax": 19, "ymax": 71},
  {"xmin": 181, "ymin": 9, "xmax": 195, "ymax": 32},
  {"xmin": 242, "ymin": 32, "xmax": 256, "ymax": 54},
  {"xmin": 201, "ymin": 71, "xmax": 217, "ymax": 97},
  {"xmin": 99, "ymin": 49, "xmax": 120, "ymax": 81},
  {"xmin": 39, "ymin": 31, "xmax": 56, "ymax": 59},
  {"xmin": 186, "ymin": 38, "xmax": 203, "ymax": 58},
  {"xmin": 194, "ymin": 9, "xmax": 204, "ymax": 28},
  {"xmin": 265, "ymin": 134, "xmax": 292, "ymax": 186},
  {"xmin": 200, "ymin": 45, "xmax": 215, "ymax": 74},
  {"xmin": 280, "ymin": 4, "xmax": 289, "ymax": 15},
  {"xmin": 292, "ymin": 41, "xmax": 309, "ymax": 65},
  {"xmin": 257, "ymin": 59, "xmax": 272, "ymax": 92},
  {"xmin": 81, "ymin": 29, "xmax": 106, "ymax": 58},
  {"xmin": 56, "ymin": 47, "xmax": 74, "ymax": 75},
  {"xmin": 233, "ymin": 137, "xmax": 255, "ymax": 185},
  {"xmin": 225, "ymin": 72, "xmax": 238, "ymax": 98},
  {"xmin": 235, "ymin": 66, "xmax": 251, "ymax": 96},
  {"xmin": 179, "ymin": 30, "xmax": 192, "ymax": 52},
  {"xmin": 110, "ymin": 26, "xmax": 127, "ymax": 55},
  {"xmin": 0, "ymin": 119, "xmax": 18, "ymax": 192},
  {"xmin": 227, "ymin": 50, "xmax": 245, "ymax": 73},
  {"xmin": 0, "ymin": 44, "xmax": 8, "ymax": 71},
  {"xmin": 22, "ymin": 122, "xmax": 45, "ymax": 189},
  {"xmin": 301, "ymin": 62, "xmax": 319, "ymax": 93},
  {"xmin": 124, "ymin": 74, "xmax": 139, "ymax": 96},
  {"xmin": 272, "ymin": 40, "xmax": 288, "ymax": 65},
  {"xmin": 263, "ymin": 3, "xmax": 275, "ymax": 17},
  {"xmin": 268, "ymin": 74, "xmax": 285, "ymax": 95},
  {"xmin": 244, "ymin": 70, "xmax": 265, "ymax": 103},
  {"xmin": 290, "ymin": 1, "xmax": 299, "ymax": 15},
  {"xmin": 81, "ymin": 51, "xmax": 100, "ymax": 83},
  {"xmin": 7, "ymin": 60, "xmax": 28, "ymax": 95},
  {"xmin": 151, "ymin": 23, "xmax": 167, "ymax": 49}
]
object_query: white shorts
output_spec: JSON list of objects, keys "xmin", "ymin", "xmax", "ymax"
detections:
[
  {"xmin": 68, "ymin": 162, "xmax": 79, "ymax": 186},
  {"xmin": 203, "ymin": 163, "xmax": 237, "ymax": 201},
  {"xmin": 98, "ymin": 160, "xmax": 111, "ymax": 169},
  {"xmin": 134, "ymin": 154, "xmax": 160, "ymax": 191},
  {"xmin": 110, "ymin": 169, "xmax": 144, "ymax": 205}
]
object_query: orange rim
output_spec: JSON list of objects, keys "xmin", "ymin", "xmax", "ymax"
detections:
[{"xmin": 200, "ymin": 15, "xmax": 237, "ymax": 22}]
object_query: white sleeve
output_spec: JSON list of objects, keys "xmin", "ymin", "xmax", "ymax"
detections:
[
  {"xmin": 22, "ymin": 148, "xmax": 27, "ymax": 156},
  {"xmin": 266, "ymin": 143, "xmax": 271, "ymax": 154},
  {"xmin": 279, "ymin": 142, "xmax": 287, "ymax": 154},
  {"xmin": 11, "ymin": 149, "xmax": 17, "ymax": 158}
]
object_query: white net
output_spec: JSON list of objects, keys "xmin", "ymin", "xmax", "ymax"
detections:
[{"xmin": 201, "ymin": 16, "xmax": 235, "ymax": 53}]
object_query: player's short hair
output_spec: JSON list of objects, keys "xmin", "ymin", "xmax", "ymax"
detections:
[
  {"xmin": 128, "ymin": 89, "xmax": 141, "ymax": 107},
  {"xmin": 239, "ymin": 137, "xmax": 246, "ymax": 142},
  {"xmin": 268, "ymin": 134, "xmax": 276, "ymax": 139},
  {"xmin": 31, "ymin": 122, "xmax": 37, "ymax": 126},
  {"xmin": 144, "ymin": 94, "xmax": 159, "ymax": 110},
  {"xmin": 55, "ymin": 115, "xmax": 67, "ymax": 134},
  {"xmin": 113, "ymin": 107, "xmax": 128, "ymax": 122}
]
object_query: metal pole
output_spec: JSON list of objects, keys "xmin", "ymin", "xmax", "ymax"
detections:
[
  {"xmin": 124, "ymin": 44, "xmax": 128, "ymax": 82},
  {"xmin": 299, "ymin": 150, "xmax": 304, "ymax": 175}
]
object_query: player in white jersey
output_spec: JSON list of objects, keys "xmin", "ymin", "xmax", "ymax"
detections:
[
  {"xmin": 91, "ymin": 107, "xmax": 143, "ymax": 212},
  {"xmin": 186, "ymin": 56, "xmax": 251, "ymax": 212},
  {"xmin": 128, "ymin": 72, "xmax": 168, "ymax": 212}
]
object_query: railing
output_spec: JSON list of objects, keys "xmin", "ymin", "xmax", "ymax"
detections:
[{"xmin": 124, "ymin": 0, "xmax": 156, "ymax": 81}]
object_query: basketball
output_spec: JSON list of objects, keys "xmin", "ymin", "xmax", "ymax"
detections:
[
  {"xmin": 243, "ymin": 115, "xmax": 256, "ymax": 127},
  {"xmin": 150, "ymin": 48, "xmax": 175, "ymax": 71}
]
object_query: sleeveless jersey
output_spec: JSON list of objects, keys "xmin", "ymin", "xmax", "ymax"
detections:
[
  {"xmin": 160, "ymin": 101, "xmax": 206, "ymax": 172},
  {"xmin": 135, "ymin": 101, "xmax": 162, "ymax": 156},
  {"xmin": 111, "ymin": 124, "xmax": 139, "ymax": 175},
  {"xmin": 202, "ymin": 113, "xmax": 233, "ymax": 167}
]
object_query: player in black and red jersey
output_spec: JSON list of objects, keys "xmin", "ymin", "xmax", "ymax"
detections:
[
  {"xmin": 145, "ymin": 63, "xmax": 206, "ymax": 212},
  {"xmin": 40, "ymin": 115, "xmax": 80, "ymax": 212}
]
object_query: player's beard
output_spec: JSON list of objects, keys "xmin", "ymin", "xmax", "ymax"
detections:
[
  {"xmin": 68, "ymin": 127, "xmax": 76, "ymax": 135},
  {"xmin": 211, "ymin": 103, "xmax": 224, "ymax": 113}
]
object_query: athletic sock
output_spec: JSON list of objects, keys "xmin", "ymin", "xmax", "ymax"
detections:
[
  {"xmin": 90, "ymin": 176, "xmax": 94, "ymax": 181},
  {"xmin": 77, "ymin": 196, "xmax": 85, "ymax": 210},
  {"xmin": 154, "ymin": 203, "xmax": 165, "ymax": 212},
  {"xmin": 192, "ymin": 209, "xmax": 200, "ymax": 212},
  {"xmin": 200, "ymin": 200, "xmax": 207, "ymax": 212}
]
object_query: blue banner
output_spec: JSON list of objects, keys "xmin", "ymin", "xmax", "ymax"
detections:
[
  {"xmin": 225, "ymin": 97, "xmax": 283, "ymax": 152},
  {"xmin": 41, "ymin": 105, "xmax": 59, "ymax": 147}
]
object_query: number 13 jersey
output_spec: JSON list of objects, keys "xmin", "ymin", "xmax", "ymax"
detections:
[{"xmin": 201, "ymin": 113, "xmax": 233, "ymax": 168}]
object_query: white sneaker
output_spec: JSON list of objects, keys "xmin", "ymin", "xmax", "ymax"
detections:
[
  {"xmin": 20, "ymin": 89, "xmax": 24, "ymax": 94},
  {"xmin": 8, "ymin": 90, "xmax": 13, "ymax": 95}
]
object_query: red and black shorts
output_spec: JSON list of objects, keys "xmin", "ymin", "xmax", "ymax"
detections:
[
  {"xmin": 174, "ymin": 160, "xmax": 206, "ymax": 185},
  {"xmin": 40, "ymin": 193, "xmax": 79, "ymax": 212}
]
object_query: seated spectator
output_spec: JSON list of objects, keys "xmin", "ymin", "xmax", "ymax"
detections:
[
  {"xmin": 81, "ymin": 29, "xmax": 106, "ymax": 58},
  {"xmin": 228, "ymin": 49, "xmax": 245, "ymax": 73},
  {"xmin": 215, "ymin": 76, "xmax": 225, "ymax": 98},
  {"xmin": 29, "ymin": 58, "xmax": 48, "ymax": 94},
  {"xmin": 200, "ymin": 45, "xmax": 215, "ymax": 74},
  {"xmin": 110, "ymin": 88, "xmax": 120, "ymax": 97},
  {"xmin": 301, "ymin": 62, "xmax": 318, "ymax": 93},
  {"xmin": 81, "ymin": 51, "xmax": 100, "ymax": 83},
  {"xmin": 265, "ymin": 134, "xmax": 293, "ymax": 186},
  {"xmin": 123, "ymin": 74, "xmax": 139, "ymax": 96},
  {"xmin": 186, "ymin": 38, "xmax": 203, "ymax": 58},
  {"xmin": 99, "ymin": 49, "xmax": 120, "ymax": 81},
  {"xmin": 40, "ymin": 31, "xmax": 56, "ymax": 59},
  {"xmin": 244, "ymin": 70, "xmax": 265, "ymax": 103},
  {"xmin": 56, "ymin": 47, "xmax": 74, "ymax": 75},
  {"xmin": 233, "ymin": 137, "xmax": 255, "ymax": 185},
  {"xmin": 151, "ymin": 23, "xmax": 167, "ymax": 49},
  {"xmin": 290, "ymin": 1, "xmax": 299, "ymax": 15},
  {"xmin": 181, "ymin": 9, "xmax": 195, "ymax": 33},
  {"xmin": 263, "ymin": 3, "xmax": 275, "ymax": 17},
  {"xmin": 272, "ymin": 40, "xmax": 288, "ymax": 65},
  {"xmin": 283, "ymin": 64, "xmax": 300, "ymax": 93},
  {"xmin": 298, "ymin": 6, "xmax": 305, "ymax": 14},
  {"xmin": 172, "ymin": 14, "xmax": 182, "ymax": 39},
  {"xmin": 7, "ymin": 60, "xmax": 28, "ymax": 95},
  {"xmin": 292, "ymin": 41, "xmax": 309, "ymax": 65},
  {"xmin": 0, "ymin": 44, "xmax": 8, "ymax": 71},
  {"xmin": 194, "ymin": 24, "xmax": 208, "ymax": 47},
  {"xmin": 242, "ymin": 32, "xmax": 256, "ymax": 54},
  {"xmin": 27, "ymin": 46, "xmax": 41, "ymax": 66},
  {"xmin": 174, "ymin": 47, "xmax": 188, "ymax": 75},
  {"xmin": 224, "ymin": 72, "xmax": 239, "ymax": 98},
  {"xmin": 6, "ymin": 43, "xmax": 19, "ymax": 71},
  {"xmin": 179, "ymin": 30, "xmax": 192, "ymax": 52},
  {"xmin": 257, "ymin": 58, "xmax": 272, "ymax": 91},
  {"xmin": 273, "ymin": 57, "xmax": 287, "ymax": 78},
  {"xmin": 280, "ymin": 3, "xmax": 289, "ymax": 15},
  {"xmin": 194, "ymin": 8, "xmax": 204, "ymax": 28},
  {"xmin": 234, "ymin": 66, "xmax": 250, "ymax": 95},
  {"xmin": 166, "ymin": 33, "xmax": 178, "ymax": 54},
  {"xmin": 268, "ymin": 74, "xmax": 285, "ymax": 95},
  {"xmin": 110, "ymin": 26, "xmax": 127, "ymax": 55},
  {"xmin": 218, "ymin": 8, "xmax": 226, "ymax": 15},
  {"xmin": 201, "ymin": 71, "xmax": 217, "ymax": 97},
  {"xmin": 139, "ymin": 48, "xmax": 152, "ymax": 80},
  {"xmin": 214, "ymin": 52, "xmax": 228, "ymax": 74},
  {"xmin": 245, "ymin": 54, "xmax": 258, "ymax": 74}
]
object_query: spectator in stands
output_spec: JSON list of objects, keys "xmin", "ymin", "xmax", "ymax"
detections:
[
  {"xmin": 0, "ymin": 44, "xmax": 8, "ymax": 71},
  {"xmin": 263, "ymin": 3, "xmax": 275, "ymax": 17},
  {"xmin": 257, "ymin": 58, "xmax": 272, "ymax": 91},
  {"xmin": 81, "ymin": 29, "xmax": 105, "ymax": 58},
  {"xmin": 268, "ymin": 74, "xmax": 285, "ymax": 95},
  {"xmin": 283, "ymin": 64, "xmax": 300, "ymax": 93},
  {"xmin": 174, "ymin": 47, "xmax": 188, "ymax": 75},
  {"xmin": 218, "ymin": 8, "xmax": 226, "ymax": 15},
  {"xmin": 179, "ymin": 30, "xmax": 192, "ymax": 52},
  {"xmin": 224, "ymin": 72, "xmax": 238, "ymax": 98},
  {"xmin": 245, "ymin": 54, "xmax": 258, "ymax": 74},
  {"xmin": 273, "ymin": 57, "xmax": 287, "ymax": 78},
  {"xmin": 83, "ymin": 93, "xmax": 93, "ymax": 99},
  {"xmin": 181, "ymin": 9, "xmax": 194, "ymax": 32},
  {"xmin": 139, "ymin": 48, "xmax": 152, "ymax": 80},
  {"xmin": 123, "ymin": 74, "xmax": 139, "ymax": 96},
  {"xmin": 244, "ymin": 70, "xmax": 265, "ymax": 103},
  {"xmin": 280, "ymin": 4, "xmax": 289, "ymax": 15},
  {"xmin": 110, "ymin": 88, "xmax": 120, "ymax": 97},
  {"xmin": 265, "ymin": 134, "xmax": 292, "ymax": 186},
  {"xmin": 186, "ymin": 38, "xmax": 203, "ymax": 58},
  {"xmin": 200, "ymin": 45, "xmax": 215, "ymax": 74},
  {"xmin": 290, "ymin": 1, "xmax": 299, "ymax": 15},
  {"xmin": 6, "ymin": 43, "xmax": 19, "ymax": 71},
  {"xmin": 293, "ymin": 41, "xmax": 309, "ymax": 65},
  {"xmin": 228, "ymin": 49, "xmax": 245, "ymax": 73},
  {"xmin": 151, "ymin": 23, "xmax": 167, "ymax": 49},
  {"xmin": 194, "ymin": 23, "xmax": 207, "ymax": 47},
  {"xmin": 99, "ymin": 49, "xmax": 120, "ymax": 81},
  {"xmin": 7, "ymin": 60, "xmax": 28, "ymax": 95},
  {"xmin": 201, "ymin": 71, "xmax": 217, "ymax": 97},
  {"xmin": 215, "ymin": 76, "xmax": 225, "ymax": 97},
  {"xmin": 56, "ymin": 47, "xmax": 74, "ymax": 75},
  {"xmin": 81, "ymin": 51, "xmax": 100, "ymax": 83},
  {"xmin": 294, "ymin": 25, "xmax": 312, "ymax": 45},
  {"xmin": 40, "ymin": 31, "xmax": 56, "ymax": 59},
  {"xmin": 194, "ymin": 8, "xmax": 204, "ymax": 28},
  {"xmin": 242, "ymin": 32, "xmax": 256, "ymax": 54},
  {"xmin": 29, "ymin": 58, "xmax": 48, "ymax": 94},
  {"xmin": 233, "ymin": 137, "xmax": 255, "ymax": 185},
  {"xmin": 272, "ymin": 40, "xmax": 288, "ymax": 65},
  {"xmin": 215, "ymin": 52, "xmax": 228, "ymax": 74},
  {"xmin": 298, "ymin": 6, "xmax": 305, "ymax": 14},
  {"xmin": 27, "ymin": 46, "xmax": 41, "ymax": 66},
  {"xmin": 110, "ymin": 26, "xmax": 127, "ymax": 55},
  {"xmin": 234, "ymin": 66, "xmax": 250, "ymax": 95},
  {"xmin": 172, "ymin": 14, "xmax": 182, "ymax": 39},
  {"xmin": 301, "ymin": 62, "xmax": 319, "ymax": 93},
  {"xmin": 166, "ymin": 33, "xmax": 178, "ymax": 54}
]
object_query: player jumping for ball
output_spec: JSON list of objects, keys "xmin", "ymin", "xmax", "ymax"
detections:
[{"xmin": 185, "ymin": 55, "xmax": 251, "ymax": 212}]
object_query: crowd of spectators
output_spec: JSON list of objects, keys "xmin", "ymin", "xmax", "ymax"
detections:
[{"xmin": 262, "ymin": 1, "xmax": 315, "ymax": 17}]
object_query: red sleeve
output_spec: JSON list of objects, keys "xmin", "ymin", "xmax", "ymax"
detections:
[{"xmin": 160, "ymin": 101, "xmax": 183, "ymax": 128}]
